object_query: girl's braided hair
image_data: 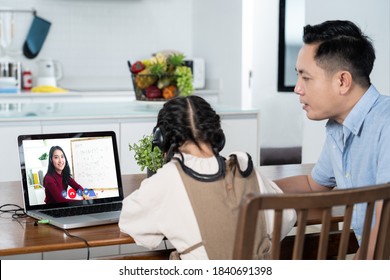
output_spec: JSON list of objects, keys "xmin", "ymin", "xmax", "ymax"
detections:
[{"xmin": 156, "ymin": 95, "xmax": 225, "ymax": 162}]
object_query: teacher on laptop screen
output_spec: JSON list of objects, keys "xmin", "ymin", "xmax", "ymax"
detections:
[{"xmin": 43, "ymin": 145, "xmax": 95, "ymax": 204}]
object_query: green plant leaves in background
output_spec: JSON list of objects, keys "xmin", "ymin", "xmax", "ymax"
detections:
[{"xmin": 129, "ymin": 134, "xmax": 163, "ymax": 172}]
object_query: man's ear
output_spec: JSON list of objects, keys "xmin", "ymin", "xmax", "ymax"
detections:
[{"xmin": 338, "ymin": 71, "xmax": 352, "ymax": 95}]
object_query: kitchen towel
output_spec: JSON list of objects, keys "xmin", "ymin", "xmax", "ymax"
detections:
[{"xmin": 23, "ymin": 15, "xmax": 51, "ymax": 59}]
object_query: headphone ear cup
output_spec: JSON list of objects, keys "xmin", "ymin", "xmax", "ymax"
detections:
[
  {"xmin": 214, "ymin": 130, "xmax": 226, "ymax": 152},
  {"xmin": 152, "ymin": 126, "xmax": 165, "ymax": 151}
]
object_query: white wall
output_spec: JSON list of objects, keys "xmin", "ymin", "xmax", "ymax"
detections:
[
  {"xmin": 251, "ymin": 0, "xmax": 303, "ymax": 149},
  {"xmin": 1, "ymin": 0, "xmax": 194, "ymax": 89},
  {"xmin": 1, "ymin": 0, "xmax": 243, "ymax": 106},
  {"xmin": 192, "ymin": 0, "xmax": 243, "ymax": 107}
]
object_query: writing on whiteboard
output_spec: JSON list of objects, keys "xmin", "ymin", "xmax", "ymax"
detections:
[{"xmin": 70, "ymin": 137, "xmax": 118, "ymax": 190}]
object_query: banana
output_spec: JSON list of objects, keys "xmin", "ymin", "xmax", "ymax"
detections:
[{"xmin": 31, "ymin": 85, "xmax": 68, "ymax": 93}]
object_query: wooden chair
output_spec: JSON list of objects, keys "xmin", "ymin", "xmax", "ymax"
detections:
[{"xmin": 233, "ymin": 183, "xmax": 390, "ymax": 260}]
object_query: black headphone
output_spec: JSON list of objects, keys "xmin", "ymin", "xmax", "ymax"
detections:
[
  {"xmin": 174, "ymin": 152, "xmax": 226, "ymax": 182},
  {"xmin": 152, "ymin": 126, "xmax": 166, "ymax": 151},
  {"xmin": 173, "ymin": 152, "xmax": 254, "ymax": 182},
  {"xmin": 152, "ymin": 126, "xmax": 226, "ymax": 153},
  {"xmin": 151, "ymin": 126, "xmax": 227, "ymax": 182}
]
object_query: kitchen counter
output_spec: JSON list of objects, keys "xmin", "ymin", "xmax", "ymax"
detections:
[
  {"xmin": 0, "ymin": 95, "xmax": 257, "ymax": 122},
  {"xmin": 0, "ymin": 87, "xmax": 227, "ymax": 121},
  {"xmin": 0, "ymin": 90, "xmax": 135, "ymax": 103},
  {"xmin": 0, "ymin": 80, "xmax": 221, "ymax": 103}
]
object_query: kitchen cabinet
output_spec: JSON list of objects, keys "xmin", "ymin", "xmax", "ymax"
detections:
[
  {"xmin": 120, "ymin": 119, "xmax": 157, "ymax": 174},
  {"xmin": 221, "ymin": 114, "xmax": 259, "ymax": 159},
  {"xmin": 0, "ymin": 122, "xmax": 42, "ymax": 183}
]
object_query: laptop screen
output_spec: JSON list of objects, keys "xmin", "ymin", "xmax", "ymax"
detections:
[{"xmin": 18, "ymin": 131, "xmax": 123, "ymax": 211}]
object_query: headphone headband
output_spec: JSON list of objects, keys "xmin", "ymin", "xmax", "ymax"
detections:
[{"xmin": 152, "ymin": 126, "xmax": 226, "ymax": 153}]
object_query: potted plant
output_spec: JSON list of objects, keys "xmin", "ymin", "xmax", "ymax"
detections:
[
  {"xmin": 38, "ymin": 152, "xmax": 49, "ymax": 167},
  {"xmin": 129, "ymin": 134, "xmax": 164, "ymax": 176}
]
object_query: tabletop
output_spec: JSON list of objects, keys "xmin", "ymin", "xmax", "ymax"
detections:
[{"xmin": 0, "ymin": 164, "xmax": 314, "ymax": 257}]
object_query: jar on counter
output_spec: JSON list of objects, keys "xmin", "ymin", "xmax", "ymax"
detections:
[{"xmin": 22, "ymin": 69, "xmax": 33, "ymax": 90}]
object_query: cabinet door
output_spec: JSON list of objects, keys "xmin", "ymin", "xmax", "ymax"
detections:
[
  {"xmin": 120, "ymin": 120, "xmax": 156, "ymax": 175},
  {"xmin": 220, "ymin": 114, "xmax": 259, "ymax": 165},
  {"xmin": 41, "ymin": 120, "xmax": 120, "ymax": 135},
  {"xmin": 0, "ymin": 123, "xmax": 41, "ymax": 182}
]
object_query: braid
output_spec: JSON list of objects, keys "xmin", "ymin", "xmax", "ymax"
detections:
[
  {"xmin": 188, "ymin": 96, "xmax": 222, "ymax": 147},
  {"xmin": 156, "ymin": 96, "xmax": 224, "ymax": 160}
]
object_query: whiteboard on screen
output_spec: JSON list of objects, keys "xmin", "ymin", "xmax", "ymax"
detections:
[{"xmin": 70, "ymin": 137, "xmax": 117, "ymax": 189}]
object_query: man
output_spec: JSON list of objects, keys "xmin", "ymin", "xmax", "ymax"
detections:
[{"xmin": 274, "ymin": 20, "xmax": 390, "ymax": 259}]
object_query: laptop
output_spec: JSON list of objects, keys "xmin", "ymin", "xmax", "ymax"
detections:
[{"xmin": 18, "ymin": 131, "xmax": 124, "ymax": 229}]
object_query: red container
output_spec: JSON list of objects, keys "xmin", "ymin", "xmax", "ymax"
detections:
[{"xmin": 22, "ymin": 69, "xmax": 33, "ymax": 90}]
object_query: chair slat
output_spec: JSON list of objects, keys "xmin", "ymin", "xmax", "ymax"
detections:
[
  {"xmin": 317, "ymin": 208, "xmax": 332, "ymax": 259},
  {"xmin": 359, "ymin": 201, "xmax": 375, "ymax": 259},
  {"xmin": 271, "ymin": 210, "xmax": 283, "ymax": 259},
  {"xmin": 337, "ymin": 204, "xmax": 353, "ymax": 259},
  {"xmin": 374, "ymin": 199, "xmax": 390, "ymax": 259},
  {"xmin": 293, "ymin": 210, "xmax": 308, "ymax": 259}
]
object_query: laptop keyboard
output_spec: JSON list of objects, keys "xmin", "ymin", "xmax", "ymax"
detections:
[{"xmin": 39, "ymin": 203, "xmax": 122, "ymax": 218}]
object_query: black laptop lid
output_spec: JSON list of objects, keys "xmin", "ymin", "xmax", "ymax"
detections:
[{"xmin": 18, "ymin": 131, "xmax": 124, "ymax": 211}]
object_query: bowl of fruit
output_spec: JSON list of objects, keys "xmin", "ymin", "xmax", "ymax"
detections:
[{"xmin": 129, "ymin": 52, "xmax": 194, "ymax": 101}]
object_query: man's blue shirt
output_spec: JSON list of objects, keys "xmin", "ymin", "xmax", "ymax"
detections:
[{"xmin": 312, "ymin": 85, "xmax": 390, "ymax": 241}]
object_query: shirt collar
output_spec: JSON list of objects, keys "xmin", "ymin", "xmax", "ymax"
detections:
[{"xmin": 326, "ymin": 85, "xmax": 380, "ymax": 136}]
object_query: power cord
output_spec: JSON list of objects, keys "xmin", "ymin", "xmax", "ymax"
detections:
[
  {"xmin": 36, "ymin": 222, "xmax": 92, "ymax": 260},
  {"xmin": 61, "ymin": 228, "xmax": 91, "ymax": 260},
  {"xmin": 0, "ymin": 203, "xmax": 27, "ymax": 219},
  {"xmin": 0, "ymin": 203, "xmax": 91, "ymax": 260}
]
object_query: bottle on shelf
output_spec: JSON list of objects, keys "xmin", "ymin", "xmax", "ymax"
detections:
[{"xmin": 22, "ymin": 68, "xmax": 33, "ymax": 91}]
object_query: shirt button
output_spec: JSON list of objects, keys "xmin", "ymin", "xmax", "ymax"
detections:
[{"xmin": 345, "ymin": 172, "xmax": 350, "ymax": 178}]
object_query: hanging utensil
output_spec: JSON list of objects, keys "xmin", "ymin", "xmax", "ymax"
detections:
[
  {"xmin": 0, "ymin": 14, "xmax": 6, "ymax": 57},
  {"xmin": 6, "ymin": 12, "xmax": 21, "ymax": 56}
]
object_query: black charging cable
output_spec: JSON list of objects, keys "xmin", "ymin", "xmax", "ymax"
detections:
[
  {"xmin": 0, "ymin": 203, "xmax": 91, "ymax": 260},
  {"xmin": 37, "ymin": 222, "xmax": 92, "ymax": 260},
  {"xmin": 0, "ymin": 203, "xmax": 28, "ymax": 219},
  {"xmin": 61, "ymin": 228, "xmax": 91, "ymax": 260}
]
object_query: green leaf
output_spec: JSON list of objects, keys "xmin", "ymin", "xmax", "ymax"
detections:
[
  {"xmin": 129, "ymin": 134, "xmax": 163, "ymax": 172},
  {"xmin": 38, "ymin": 152, "xmax": 48, "ymax": 160},
  {"xmin": 168, "ymin": 53, "xmax": 185, "ymax": 67}
]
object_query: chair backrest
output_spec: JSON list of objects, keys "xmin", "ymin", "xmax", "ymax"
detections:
[{"xmin": 233, "ymin": 183, "xmax": 390, "ymax": 260}]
